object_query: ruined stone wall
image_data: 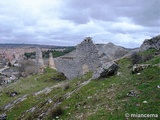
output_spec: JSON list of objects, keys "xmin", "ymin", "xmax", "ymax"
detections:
[
  {"xmin": 75, "ymin": 40, "xmax": 101, "ymax": 75},
  {"xmin": 54, "ymin": 58, "xmax": 80, "ymax": 79},
  {"xmin": 54, "ymin": 38, "xmax": 101, "ymax": 79}
]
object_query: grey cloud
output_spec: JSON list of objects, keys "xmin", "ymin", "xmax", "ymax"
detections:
[
  {"xmin": 62, "ymin": 0, "xmax": 160, "ymax": 27},
  {"xmin": 0, "ymin": 0, "xmax": 159, "ymax": 48}
]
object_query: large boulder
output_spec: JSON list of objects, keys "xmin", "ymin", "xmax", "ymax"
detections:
[{"xmin": 92, "ymin": 61, "xmax": 119, "ymax": 79}]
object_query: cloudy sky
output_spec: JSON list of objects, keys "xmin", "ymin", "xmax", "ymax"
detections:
[{"xmin": 0, "ymin": 0, "xmax": 159, "ymax": 48}]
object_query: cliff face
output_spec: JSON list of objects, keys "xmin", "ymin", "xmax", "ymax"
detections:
[{"xmin": 140, "ymin": 35, "xmax": 160, "ymax": 51}]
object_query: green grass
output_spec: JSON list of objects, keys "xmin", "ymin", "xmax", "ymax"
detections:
[{"xmin": 59, "ymin": 57, "xmax": 160, "ymax": 120}]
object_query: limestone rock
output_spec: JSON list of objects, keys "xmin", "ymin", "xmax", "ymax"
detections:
[
  {"xmin": 92, "ymin": 61, "xmax": 119, "ymax": 79},
  {"xmin": 140, "ymin": 35, "xmax": 160, "ymax": 51},
  {"xmin": 127, "ymin": 90, "xmax": 139, "ymax": 97},
  {"xmin": 97, "ymin": 42, "xmax": 130, "ymax": 62},
  {"xmin": 36, "ymin": 47, "xmax": 44, "ymax": 74},
  {"xmin": 48, "ymin": 53, "xmax": 56, "ymax": 70},
  {"xmin": 132, "ymin": 64, "xmax": 150, "ymax": 74},
  {"xmin": 0, "ymin": 113, "xmax": 7, "ymax": 120}
]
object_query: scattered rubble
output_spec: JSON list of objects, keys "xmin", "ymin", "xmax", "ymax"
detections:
[
  {"xmin": 10, "ymin": 91, "xmax": 18, "ymax": 97},
  {"xmin": 132, "ymin": 64, "xmax": 150, "ymax": 74},
  {"xmin": 127, "ymin": 90, "xmax": 139, "ymax": 98},
  {"xmin": 0, "ymin": 113, "xmax": 7, "ymax": 120}
]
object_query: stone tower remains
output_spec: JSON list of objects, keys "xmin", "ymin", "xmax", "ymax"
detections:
[{"xmin": 36, "ymin": 47, "xmax": 44, "ymax": 74}]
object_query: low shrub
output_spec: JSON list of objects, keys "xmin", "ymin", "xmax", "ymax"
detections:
[{"xmin": 48, "ymin": 106, "xmax": 63, "ymax": 119}]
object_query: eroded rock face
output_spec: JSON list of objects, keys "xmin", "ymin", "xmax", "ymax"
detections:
[
  {"xmin": 97, "ymin": 42, "xmax": 130, "ymax": 62},
  {"xmin": 48, "ymin": 53, "xmax": 56, "ymax": 70},
  {"xmin": 92, "ymin": 61, "xmax": 119, "ymax": 79},
  {"xmin": 140, "ymin": 35, "xmax": 160, "ymax": 51}
]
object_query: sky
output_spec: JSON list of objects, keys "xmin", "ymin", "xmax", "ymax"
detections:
[{"xmin": 0, "ymin": 0, "xmax": 159, "ymax": 48}]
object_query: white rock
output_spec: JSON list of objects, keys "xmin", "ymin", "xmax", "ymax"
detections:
[
  {"xmin": 142, "ymin": 101, "xmax": 148, "ymax": 104},
  {"xmin": 137, "ymin": 73, "xmax": 141, "ymax": 75}
]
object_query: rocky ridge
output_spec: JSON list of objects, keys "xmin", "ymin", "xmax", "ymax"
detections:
[{"xmin": 140, "ymin": 34, "xmax": 160, "ymax": 51}]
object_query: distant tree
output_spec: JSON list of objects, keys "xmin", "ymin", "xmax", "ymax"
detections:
[{"xmin": 23, "ymin": 47, "xmax": 75, "ymax": 59}]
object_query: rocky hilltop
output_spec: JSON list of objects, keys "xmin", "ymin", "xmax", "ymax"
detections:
[
  {"xmin": 140, "ymin": 34, "xmax": 160, "ymax": 51},
  {"xmin": 97, "ymin": 42, "xmax": 130, "ymax": 62}
]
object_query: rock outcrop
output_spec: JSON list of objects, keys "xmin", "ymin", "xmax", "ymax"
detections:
[
  {"xmin": 92, "ymin": 61, "xmax": 119, "ymax": 79},
  {"xmin": 48, "ymin": 53, "xmax": 56, "ymax": 70},
  {"xmin": 132, "ymin": 64, "xmax": 150, "ymax": 74},
  {"xmin": 36, "ymin": 47, "xmax": 44, "ymax": 74},
  {"xmin": 140, "ymin": 35, "xmax": 160, "ymax": 51},
  {"xmin": 97, "ymin": 42, "xmax": 130, "ymax": 62}
]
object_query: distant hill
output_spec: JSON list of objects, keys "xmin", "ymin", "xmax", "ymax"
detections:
[{"xmin": 0, "ymin": 43, "xmax": 75, "ymax": 49}]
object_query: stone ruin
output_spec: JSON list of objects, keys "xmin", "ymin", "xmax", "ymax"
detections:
[
  {"xmin": 36, "ymin": 47, "xmax": 44, "ymax": 74},
  {"xmin": 54, "ymin": 37, "xmax": 102, "ymax": 79},
  {"xmin": 54, "ymin": 37, "xmax": 120, "ymax": 79}
]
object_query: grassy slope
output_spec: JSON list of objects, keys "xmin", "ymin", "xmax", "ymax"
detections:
[
  {"xmin": 59, "ymin": 50, "xmax": 160, "ymax": 120},
  {"xmin": 0, "ymin": 49, "xmax": 159, "ymax": 120}
]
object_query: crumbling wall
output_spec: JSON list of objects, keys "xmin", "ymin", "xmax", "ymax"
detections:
[
  {"xmin": 54, "ymin": 37, "xmax": 101, "ymax": 79},
  {"xmin": 54, "ymin": 57, "xmax": 80, "ymax": 79}
]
